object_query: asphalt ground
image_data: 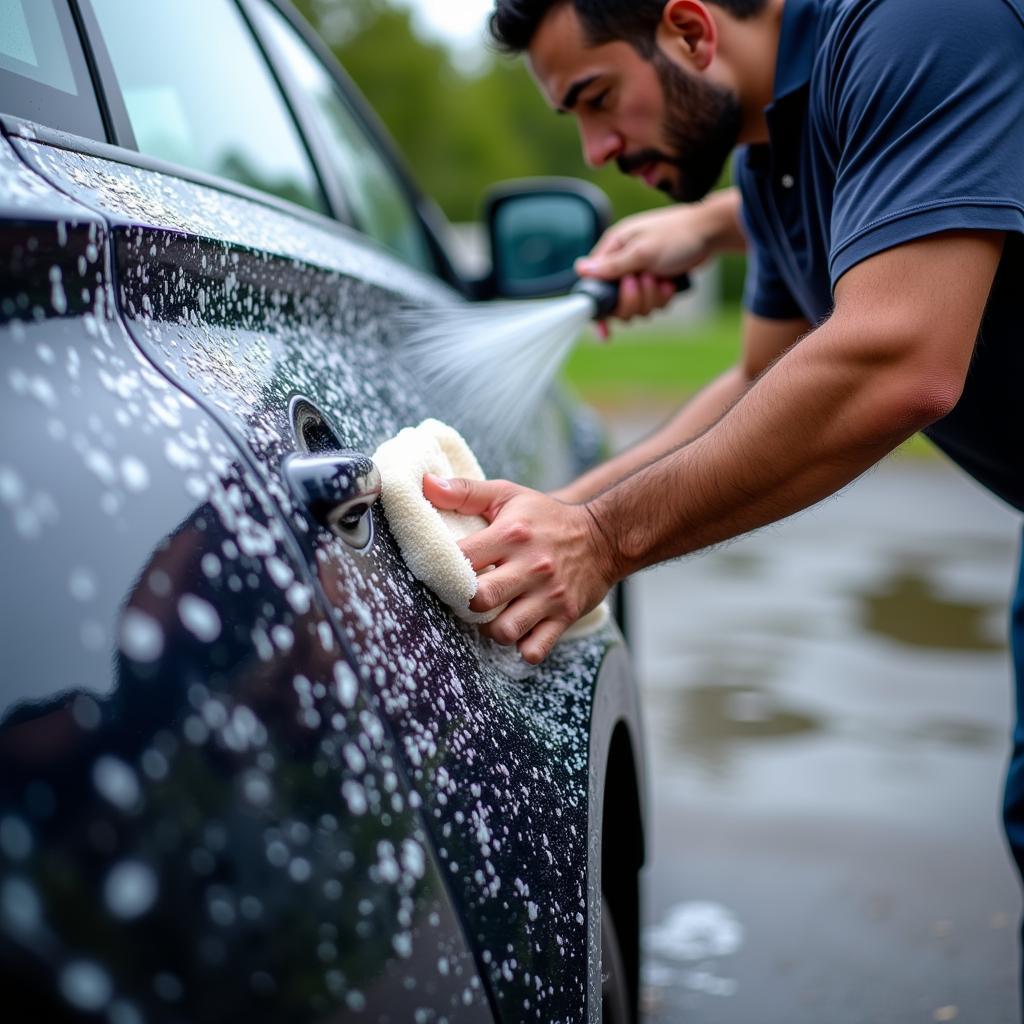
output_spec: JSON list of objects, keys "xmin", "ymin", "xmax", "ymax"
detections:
[{"xmin": 602, "ymin": 409, "xmax": 1022, "ymax": 1023}]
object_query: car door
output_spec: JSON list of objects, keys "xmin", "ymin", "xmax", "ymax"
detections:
[
  {"xmin": 5, "ymin": 2, "xmax": 640, "ymax": 1021},
  {"xmin": 0, "ymin": 4, "xmax": 492, "ymax": 1021}
]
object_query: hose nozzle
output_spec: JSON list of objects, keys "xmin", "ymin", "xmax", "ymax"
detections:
[
  {"xmin": 570, "ymin": 273, "xmax": 693, "ymax": 322},
  {"xmin": 570, "ymin": 277, "xmax": 619, "ymax": 320}
]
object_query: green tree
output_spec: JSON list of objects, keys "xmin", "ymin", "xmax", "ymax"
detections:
[{"xmin": 290, "ymin": 0, "xmax": 669, "ymax": 223}]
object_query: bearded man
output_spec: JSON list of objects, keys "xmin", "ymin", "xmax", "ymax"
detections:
[{"xmin": 422, "ymin": 0, "xmax": 1024, "ymax": 1001}]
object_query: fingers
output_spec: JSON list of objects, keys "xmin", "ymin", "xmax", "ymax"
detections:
[
  {"xmin": 460, "ymin": 526, "xmax": 514, "ymax": 574},
  {"xmin": 576, "ymin": 242, "xmax": 649, "ymax": 282},
  {"xmin": 468, "ymin": 552, "xmax": 556, "ymax": 610},
  {"xmin": 423, "ymin": 474, "xmax": 511, "ymax": 520},
  {"xmin": 586, "ymin": 223, "xmax": 633, "ymax": 261},
  {"xmin": 612, "ymin": 273, "xmax": 679, "ymax": 320},
  {"xmin": 480, "ymin": 597, "xmax": 573, "ymax": 665},
  {"xmin": 519, "ymin": 620, "xmax": 568, "ymax": 665}
]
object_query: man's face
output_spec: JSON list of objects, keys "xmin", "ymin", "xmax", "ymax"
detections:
[{"xmin": 527, "ymin": 3, "xmax": 741, "ymax": 202}]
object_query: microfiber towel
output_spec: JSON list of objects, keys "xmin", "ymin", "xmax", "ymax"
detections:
[{"xmin": 373, "ymin": 418, "xmax": 609, "ymax": 639}]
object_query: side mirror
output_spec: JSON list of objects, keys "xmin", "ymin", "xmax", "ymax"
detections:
[{"xmin": 484, "ymin": 178, "xmax": 611, "ymax": 299}]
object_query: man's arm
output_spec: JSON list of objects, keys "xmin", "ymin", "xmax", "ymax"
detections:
[
  {"xmin": 425, "ymin": 231, "xmax": 1004, "ymax": 663},
  {"xmin": 555, "ymin": 312, "xmax": 811, "ymax": 503}
]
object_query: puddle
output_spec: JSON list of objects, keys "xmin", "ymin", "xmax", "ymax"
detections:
[
  {"xmin": 900, "ymin": 718, "xmax": 998, "ymax": 749},
  {"xmin": 665, "ymin": 680, "xmax": 823, "ymax": 776},
  {"xmin": 674, "ymin": 682, "xmax": 822, "ymax": 745},
  {"xmin": 857, "ymin": 569, "xmax": 1004, "ymax": 652},
  {"xmin": 665, "ymin": 679, "xmax": 998, "ymax": 773}
]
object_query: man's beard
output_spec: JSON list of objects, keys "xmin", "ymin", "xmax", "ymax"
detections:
[{"xmin": 618, "ymin": 50, "xmax": 742, "ymax": 203}]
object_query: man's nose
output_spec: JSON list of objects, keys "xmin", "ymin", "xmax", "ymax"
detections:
[{"xmin": 579, "ymin": 121, "xmax": 621, "ymax": 168}]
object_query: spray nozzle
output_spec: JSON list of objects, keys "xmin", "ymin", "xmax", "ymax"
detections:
[{"xmin": 570, "ymin": 273, "xmax": 693, "ymax": 321}]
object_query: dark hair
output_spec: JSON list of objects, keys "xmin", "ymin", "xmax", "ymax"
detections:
[{"xmin": 489, "ymin": 0, "xmax": 768, "ymax": 57}]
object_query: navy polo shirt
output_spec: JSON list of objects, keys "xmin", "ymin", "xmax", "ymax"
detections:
[{"xmin": 735, "ymin": 0, "xmax": 1024, "ymax": 511}]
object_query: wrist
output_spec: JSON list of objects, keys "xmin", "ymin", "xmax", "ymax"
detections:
[
  {"xmin": 550, "ymin": 483, "xmax": 586, "ymax": 504},
  {"xmin": 582, "ymin": 499, "xmax": 628, "ymax": 587},
  {"xmin": 695, "ymin": 188, "xmax": 744, "ymax": 255}
]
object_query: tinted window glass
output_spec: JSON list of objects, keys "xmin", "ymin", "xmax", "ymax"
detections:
[
  {"xmin": 90, "ymin": 0, "xmax": 325, "ymax": 214},
  {"xmin": 249, "ymin": 0, "xmax": 434, "ymax": 272},
  {"xmin": 0, "ymin": 0, "xmax": 105, "ymax": 139}
]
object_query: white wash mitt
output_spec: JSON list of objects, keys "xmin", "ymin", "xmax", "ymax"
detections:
[{"xmin": 373, "ymin": 419, "xmax": 609, "ymax": 639}]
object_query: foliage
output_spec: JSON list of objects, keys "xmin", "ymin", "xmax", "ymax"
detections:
[{"xmin": 290, "ymin": 0, "xmax": 669, "ymax": 223}]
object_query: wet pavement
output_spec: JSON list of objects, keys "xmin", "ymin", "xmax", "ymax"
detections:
[{"xmin": 606, "ymin": 410, "xmax": 1021, "ymax": 1022}]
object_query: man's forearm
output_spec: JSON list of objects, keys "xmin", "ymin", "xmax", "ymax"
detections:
[
  {"xmin": 588, "ymin": 318, "xmax": 956, "ymax": 576},
  {"xmin": 559, "ymin": 311, "xmax": 811, "ymax": 504},
  {"xmin": 556, "ymin": 367, "xmax": 748, "ymax": 503}
]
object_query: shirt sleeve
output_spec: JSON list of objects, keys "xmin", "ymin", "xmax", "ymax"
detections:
[
  {"xmin": 734, "ymin": 150, "xmax": 805, "ymax": 320},
  {"xmin": 824, "ymin": 0, "xmax": 1024, "ymax": 286}
]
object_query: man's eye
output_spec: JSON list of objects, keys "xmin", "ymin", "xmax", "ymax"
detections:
[{"xmin": 588, "ymin": 90, "xmax": 610, "ymax": 111}]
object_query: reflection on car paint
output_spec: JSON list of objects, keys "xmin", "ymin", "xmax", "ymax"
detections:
[
  {"xmin": 0, "ymin": 161, "xmax": 490, "ymax": 1021},
  {"xmin": 2, "ymin": 136, "xmax": 626, "ymax": 1022}
]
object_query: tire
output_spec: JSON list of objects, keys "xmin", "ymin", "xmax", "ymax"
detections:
[{"xmin": 601, "ymin": 894, "xmax": 632, "ymax": 1024}]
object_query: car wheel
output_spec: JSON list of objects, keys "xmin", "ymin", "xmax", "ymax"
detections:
[{"xmin": 601, "ymin": 894, "xmax": 632, "ymax": 1024}]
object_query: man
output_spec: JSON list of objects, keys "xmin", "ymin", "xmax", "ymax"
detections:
[{"xmin": 423, "ymin": 0, "xmax": 1024, "ymax": 978}]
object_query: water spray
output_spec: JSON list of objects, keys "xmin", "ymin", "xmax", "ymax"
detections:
[{"xmin": 399, "ymin": 274, "xmax": 691, "ymax": 450}]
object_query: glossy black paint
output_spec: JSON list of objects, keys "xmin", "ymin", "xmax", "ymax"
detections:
[
  {"xmin": 0, "ymin": 2, "xmax": 648, "ymax": 1020},
  {"xmin": 0, "ymin": 133, "xmax": 491, "ymax": 1022}
]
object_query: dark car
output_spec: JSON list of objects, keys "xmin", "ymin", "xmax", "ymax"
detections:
[{"xmin": 0, "ymin": 2, "xmax": 646, "ymax": 1021}]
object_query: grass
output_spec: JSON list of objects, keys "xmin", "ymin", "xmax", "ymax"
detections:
[
  {"xmin": 560, "ymin": 303, "xmax": 936, "ymax": 459},
  {"xmin": 561, "ymin": 305, "xmax": 743, "ymax": 400}
]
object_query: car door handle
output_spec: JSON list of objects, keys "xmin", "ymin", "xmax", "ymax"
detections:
[{"xmin": 284, "ymin": 452, "xmax": 381, "ymax": 550}]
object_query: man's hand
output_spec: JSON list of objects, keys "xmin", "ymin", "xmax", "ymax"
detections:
[
  {"xmin": 422, "ymin": 474, "xmax": 619, "ymax": 664},
  {"xmin": 575, "ymin": 187, "xmax": 746, "ymax": 335}
]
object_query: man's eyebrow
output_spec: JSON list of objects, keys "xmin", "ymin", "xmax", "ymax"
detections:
[{"xmin": 558, "ymin": 74, "xmax": 600, "ymax": 113}]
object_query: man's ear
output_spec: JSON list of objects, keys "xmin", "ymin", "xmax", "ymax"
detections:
[{"xmin": 657, "ymin": 0, "xmax": 717, "ymax": 70}]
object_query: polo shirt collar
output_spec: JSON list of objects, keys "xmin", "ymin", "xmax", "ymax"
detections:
[
  {"xmin": 772, "ymin": 0, "xmax": 820, "ymax": 103},
  {"xmin": 754, "ymin": 0, "xmax": 820, "ymax": 180}
]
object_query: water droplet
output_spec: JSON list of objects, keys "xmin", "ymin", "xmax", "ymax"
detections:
[
  {"xmin": 49, "ymin": 265, "xmax": 67, "ymax": 315},
  {"xmin": 0, "ymin": 466, "xmax": 24, "ymax": 504},
  {"xmin": 342, "ymin": 780, "xmax": 367, "ymax": 815},
  {"xmin": 69, "ymin": 567, "xmax": 98, "ymax": 602},
  {"xmin": 401, "ymin": 839, "xmax": 425, "ymax": 879},
  {"xmin": 92, "ymin": 756, "xmax": 140, "ymax": 811},
  {"xmin": 288, "ymin": 857, "xmax": 312, "ymax": 883},
  {"xmin": 119, "ymin": 608, "xmax": 164, "ymax": 662},
  {"xmin": 178, "ymin": 594, "xmax": 221, "ymax": 642},
  {"xmin": 104, "ymin": 860, "xmax": 157, "ymax": 919},
  {"xmin": 266, "ymin": 840, "xmax": 289, "ymax": 868},
  {"xmin": 0, "ymin": 816, "xmax": 32, "ymax": 860},
  {"xmin": 241, "ymin": 770, "xmax": 272, "ymax": 807},
  {"xmin": 208, "ymin": 894, "xmax": 235, "ymax": 927},
  {"xmin": 121, "ymin": 456, "xmax": 149, "ymax": 492},
  {"xmin": 71, "ymin": 694, "xmax": 102, "ymax": 730},
  {"xmin": 1, "ymin": 877, "xmax": 41, "ymax": 931},
  {"xmin": 59, "ymin": 961, "xmax": 112, "ymax": 1012},
  {"xmin": 265, "ymin": 556, "xmax": 293, "ymax": 589},
  {"xmin": 141, "ymin": 748, "xmax": 169, "ymax": 780},
  {"xmin": 334, "ymin": 661, "xmax": 357, "ymax": 707},
  {"xmin": 108, "ymin": 1000, "xmax": 144, "ymax": 1024}
]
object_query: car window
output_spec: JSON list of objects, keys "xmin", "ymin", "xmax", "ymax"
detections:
[
  {"xmin": 248, "ymin": 0, "xmax": 434, "ymax": 272},
  {"xmin": 89, "ymin": 0, "xmax": 326, "ymax": 214},
  {"xmin": 0, "ymin": 0, "xmax": 106, "ymax": 140}
]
